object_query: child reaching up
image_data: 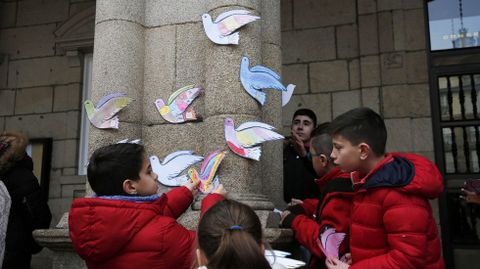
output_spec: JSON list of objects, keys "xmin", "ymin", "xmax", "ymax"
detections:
[{"xmin": 69, "ymin": 143, "xmax": 225, "ymax": 269}]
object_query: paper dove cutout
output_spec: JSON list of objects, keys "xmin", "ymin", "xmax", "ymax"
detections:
[
  {"xmin": 84, "ymin": 93, "xmax": 133, "ymax": 129},
  {"xmin": 154, "ymin": 85, "xmax": 204, "ymax": 123},
  {"xmin": 224, "ymin": 118, "xmax": 284, "ymax": 161},
  {"xmin": 316, "ymin": 226, "xmax": 346, "ymax": 259},
  {"xmin": 188, "ymin": 150, "xmax": 226, "ymax": 193},
  {"xmin": 150, "ymin": 151, "xmax": 204, "ymax": 187},
  {"xmin": 240, "ymin": 56, "xmax": 296, "ymax": 106},
  {"xmin": 265, "ymin": 250, "xmax": 306, "ymax": 269},
  {"xmin": 116, "ymin": 139, "xmax": 141, "ymax": 144},
  {"xmin": 202, "ymin": 10, "xmax": 260, "ymax": 45}
]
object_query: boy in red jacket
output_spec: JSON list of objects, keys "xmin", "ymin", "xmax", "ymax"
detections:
[
  {"xmin": 68, "ymin": 143, "xmax": 225, "ymax": 269},
  {"xmin": 325, "ymin": 107, "xmax": 444, "ymax": 269},
  {"xmin": 280, "ymin": 123, "xmax": 354, "ymax": 269}
]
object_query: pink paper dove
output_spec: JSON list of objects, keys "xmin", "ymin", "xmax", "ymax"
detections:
[
  {"xmin": 84, "ymin": 93, "xmax": 133, "ymax": 129},
  {"xmin": 202, "ymin": 10, "xmax": 260, "ymax": 45},
  {"xmin": 154, "ymin": 85, "xmax": 204, "ymax": 123},
  {"xmin": 224, "ymin": 118, "xmax": 284, "ymax": 161},
  {"xmin": 316, "ymin": 226, "xmax": 346, "ymax": 259}
]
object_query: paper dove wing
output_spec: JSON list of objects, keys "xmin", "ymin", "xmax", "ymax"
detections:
[
  {"xmin": 167, "ymin": 84, "xmax": 196, "ymax": 104},
  {"xmin": 97, "ymin": 95, "xmax": 134, "ymax": 120},
  {"xmin": 282, "ymin": 84, "xmax": 296, "ymax": 107},
  {"xmin": 265, "ymin": 250, "xmax": 306, "ymax": 269},
  {"xmin": 150, "ymin": 151, "xmax": 203, "ymax": 187},
  {"xmin": 214, "ymin": 9, "xmax": 251, "ymax": 23},
  {"xmin": 235, "ymin": 121, "xmax": 284, "ymax": 147},
  {"xmin": 197, "ymin": 150, "xmax": 226, "ymax": 193},
  {"xmin": 215, "ymin": 11, "xmax": 260, "ymax": 36},
  {"xmin": 116, "ymin": 139, "xmax": 141, "ymax": 144},
  {"xmin": 96, "ymin": 93, "xmax": 126, "ymax": 108},
  {"xmin": 317, "ymin": 227, "xmax": 346, "ymax": 259},
  {"xmin": 250, "ymin": 65, "xmax": 281, "ymax": 80}
]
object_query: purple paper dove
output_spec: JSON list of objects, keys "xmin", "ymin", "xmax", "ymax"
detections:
[
  {"xmin": 224, "ymin": 118, "xmax": 284, "ymax": 161},
  {"xmin": 316, "ymin": 226, "xmax": 346, "ymax": 259},
  {"xmin": 188, "ymin": 150, "xmax": 226, "ymax": 193},
  {"xmin": 240, "ymin": 56, "xmax": 296, "ymax": 106},
  {"xmin": 202, "ymin": 10, "xmax": 260, "ymax": 45},
  {"xmin": 154, "ymin": 85, "xmax": 204, "ymax": 123},
  {"xmin": 84, "ymin": 93, "xmax": 133, "ymax": 129}
]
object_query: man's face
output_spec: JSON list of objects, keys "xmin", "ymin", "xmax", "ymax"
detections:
[
  {"xmin": 330, "ymin": 134, "xmax": 361, "ymax": 173},
  {"xmin": 291, "ymin": 115, "xmax": 314, "ymax": 143}
]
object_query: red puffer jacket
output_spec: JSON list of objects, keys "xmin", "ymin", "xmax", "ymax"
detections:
[
  {"xmin": 284, "ymin": 167, "xmax": 354, "ymax": 269},
  {"xmin": 349, "ymin": 153, "xmax": 444, "ymax": 269},
  {"xmin": 69, "ymin": 187, "xmax": 223, "ymax": 269}
]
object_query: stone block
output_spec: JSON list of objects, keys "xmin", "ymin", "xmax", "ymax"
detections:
[
  {"xmin": 91, "ymin": 21, "xmax": 144, "ymax": 123},
  {"xmin": 282, "ymin": 93, "xmax": 331, "ymax": 126},
  {"xmin": 310, "ymin": 60, "xmax": 349, "ymax": 92},
  {"xmin": 361, "ymin": 87, "xmax": 380, "ymax": 113},
  {"xmin": 413, "ymin": 117, "xmax": 434, "ymax": 152},
  {"xmin": 47, "ymin": 197, "xmax": 75, "ymax": 228},
  {"xmin": 349, "ymin": 59, "xmax": 360, "ymax": 89},
  {"xmin": 336, "ymin": 24, "xmax": 359, "ymax": 59},
  {"xmin": 403, "ymin": 0, "xmax": 424, "ymax": 9},
  {"xmin": 49, "ymin": 169, "xmax": 63, "ymax": 198},
  {"xmin": 360, "ymin": 56, "xmax": 380, "ymax": 87},
  {"xmin": 0, "ymin": 24, "xmax": 56, "ymax": 59},
  {"xmin": 417, "ymin": 151, "xmax": 435, "ymax": 163},
  {"xmin": 17, "ymin": 0, "xmax": 69, "ymax": 26},
  {"xmin": 15, "ymin": 87, "xmax": 53, "ymax": 114},
  {"xmin": 0, "ymin": 1, "xmax": 16, "ymax": 28},
  {"xmin": 404, "ymin": 9, "xmax": 426, "ymax": 51},
  {"xmin": 385, "ymin": 118, "xmax": 413, "ymax": 152},
  {"xmin": 293, "ymin": 0, "xmax": 355, "ymax": 28},
  {"xmin": 145, "ymin": 0, "xmax": 204, "ymax": 27},
  {"xmin": 52, "ymin": 139, "xmax": 78, "ymax": 169},
  {"xmin": 359, "ymin": 14, "xmax": 378, "ymax": 56},
  {"xmin": 283, "ymin": 64, "xmax": 308, "ymax": 94},
  {"xmin": 62, "ymin": 168, "xmax": 77, "ymax": 176},
  {"xmin": 69, "ymin": 1, "xmax": 96, "ymax": 16},
  {"xmin": 0, "ymin": 54, "xmax": 8, "ymax": 88},
  {"xmin": 204, "ymin": 0, "xmax": 259, "ymax": 11},
  {"xmin": 381, "ymin": 52, "xmax": 406, "ymax": 85},
  {"xmin": 5, "ymin": 111, "xmax": 79, "ymax": 139},
  {"xmin": 53, "ymin": 84, "xmax": 82, "ymax": 112},
  {"xmin": 378, "ymin": 11, "xmax": 394, "ymax": 52},
  {"xmin": 406, "ymin": 51, "xmax": 428, "ymax": 83},
  {"xmin": 282, "ymin": 27, "xmax": 336, "ymax": 64},
  {"xmin": 281, "ymin": 0, "xmax": 293, "ymax": 31},
  {"xmin": 88, "ymin": 122, "xmax": 141, "ymax": 156},
  {"xmin": 358, "ymin": 0, "xmax": 376, "ymax": 15},
  {"xmin": 0, "ymin": 89, "xmax": 15, "ymax": 116},
  {"xmin": 392, "ymin": 10, "xmax": 406, "ymax": 51},
  {"xmin": 8, "ymin": 56, "xmax": 81, "ymax": 88},
  {"xmin": 143, "ymin": 26, "xmax": 176, "ymax": 125},
  {"xmin": 96, "ymin": 0, "xmax": 144, "ymax": 25},
  {"xmin": 176, "ymin": 23, "xmax": 207, "ymax": 86},
  {"xmin": 61, "ymin": 184, "xmax": 85, "ymax": 198},
  {"xmin": 262, "ymin": 0, "xmax": 281, "ymax": 46},
  {"xmin": 0, "ymin": 117, "xmax": 4, "ymax": 131},
  {"xmin": 332, "ymin": 90, "xmax": 361, "ymax": 118},
  {"xmin": 377, "ymin": 0, "xmax": 403, "ymax": 11},
  {"xmin": 382, "ymin": 84, "xmax": 431, "ymax": 118}
]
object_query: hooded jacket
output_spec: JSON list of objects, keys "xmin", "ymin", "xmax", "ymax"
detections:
[
  {"xmin": 349, "ymin": 153, "xmax": 444, "ymax": 269},
  {"xmin": 0, "ymin": 132, "xmax": 52, "ymax": 269},
  {"xmin": 69, "ymin": 187, "xmax": 223, "ymax": 269}
]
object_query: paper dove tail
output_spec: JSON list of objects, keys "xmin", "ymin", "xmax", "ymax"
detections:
[
  {"xmin": 98, "ymin": 116, "xmax": 119, "ymax": 129},
  {"xmin": 282, "ymin": 84, "xmax": 296, "ymax": 107},
  {"xmin": 245, "ymin": 146, "xmax": 261, "ymax": 161},
  {"xmin": 228, "ymin": 32, "xmax": 239, "ymax": 45}
]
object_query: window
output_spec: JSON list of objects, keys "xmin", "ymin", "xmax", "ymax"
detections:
[
  {"xmin": 26, "ymin": 138, "xmax": 52, "ymax": 200},
  {"xmin": 78, "ymin": 53, "xmax": 93, "ymax": 175},
  {"xmin": 428, "ymin": 0, "xmax": 480, "ymax": 51}
]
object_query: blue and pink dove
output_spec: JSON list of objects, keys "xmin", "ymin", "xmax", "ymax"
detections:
[
  {"xmin": 154, "ymin": 85, "xmax": 204, "ymax": 123},
  {"xmin": 224, "ymin": 118, "xmax": 284, "ymax": 161},
  {"xmin": 188, "ymin": 150, "xmax": 226, "ymax": 193},
  {"xmin": 150, "ymin": 150, "xmax": 204, "ymax": 187},
  {"xmin": 317, "ymin": 226, "xmax": 346, "ymax": 260},
  {"xmin": 240, "ymin": 56, "xmax": 296, "ymax": 106},
  {"xmin": 202, "ymin": 10, "xmax": 260, "ymax": 45},
  {"xmin": 84, "ymin": 93, "xmax": 133, "ymax": 129}
]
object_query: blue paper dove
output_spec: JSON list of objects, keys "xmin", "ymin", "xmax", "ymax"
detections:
[{"xmin": 240, "ymin": 56, "xmax": 296, "ymax": 106}]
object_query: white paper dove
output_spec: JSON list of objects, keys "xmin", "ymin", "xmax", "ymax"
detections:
[
  {"xmin": 150, "ymin": 150, "xmax": 204, "ymax": 187},
  {"xmin": 116, "ymin": 139, "xmax": 141, "ymax": 144},
  {"xmin": 202, "ymin": 9, "xmax": 260, "ymax": 45},
  {"xmin": 265, "ymin": 250, "xmax": 306, "ymax": 269},
  {"xmin": 84, "ymin": 93, "xmax": 134, "ymax": 129},
  {"xmin": 224, "ymin": 118, "xmax": 284, "ymax": 161}
]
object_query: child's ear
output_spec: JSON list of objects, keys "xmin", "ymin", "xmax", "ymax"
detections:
[
  {"xmin": 320, "ymin": 154, "xmax": 329, "ymax": 167},
  {"xmin": 358, "ymin": 143, "xmax": 371, "ymax": 160},
  {"xmin": 123, "ymin": 179, "xmax": 138, "ymax": 195}
]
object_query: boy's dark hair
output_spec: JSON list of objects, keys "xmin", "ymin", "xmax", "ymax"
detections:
[
  {"xmin": 293, "ymin": 108, "xmax": 317, "ymax": 127},
  {"xmin": 311, "ymin": 122, "xmax": 333, "ymax": 156},
  {"xmin": 87, "ymin": 143, "xmax": 145, "ymax": 196},
  {"xmin": 329, "ymin": 107, "xmax": 387, "ymax": 156}
]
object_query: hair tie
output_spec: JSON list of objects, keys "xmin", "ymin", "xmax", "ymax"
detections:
[{"xmin": 229, "ymin": 225, "xmax": 243, "ymax": 230}]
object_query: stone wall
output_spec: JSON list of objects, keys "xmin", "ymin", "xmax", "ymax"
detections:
[
  {"xmin": 280, "ymin": 0, "xmax": 434, "ymax": 162},
  {"xmin": 0, "ymin": 0, "xmax": 96, "ymax": 229}
]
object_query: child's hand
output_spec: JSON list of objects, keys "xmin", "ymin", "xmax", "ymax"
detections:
[
  {"xmin": 279, "ymin": 210, "xmax": 291, "ymax": 226},
  {"xmin": 289, "ymin": 198, "xmax": 303, "ymax": 206},
  {"xmin": 340, "ymin": 253, "xmax": 352, "ymax": 265},
  {"xmin": 183, "ymin": 179, "xmax": 200, "ymax": 194},
  {"xmin": 326, "ymin": 256, "xmax": 350, "ymax": 269},
  {"xmin": 212, "ymin": 184, "xmax": 228, "ymax": 197}
]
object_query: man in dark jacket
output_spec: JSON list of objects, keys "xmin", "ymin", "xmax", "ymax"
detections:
[{"xmin": 0, "ymin": 132, "xmax": 52, "ymax": 269}]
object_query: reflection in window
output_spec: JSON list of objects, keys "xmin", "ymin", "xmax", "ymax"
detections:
[{"xmin": 428, "ymin": 0, "xmax": 480, "ymax": 51}]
